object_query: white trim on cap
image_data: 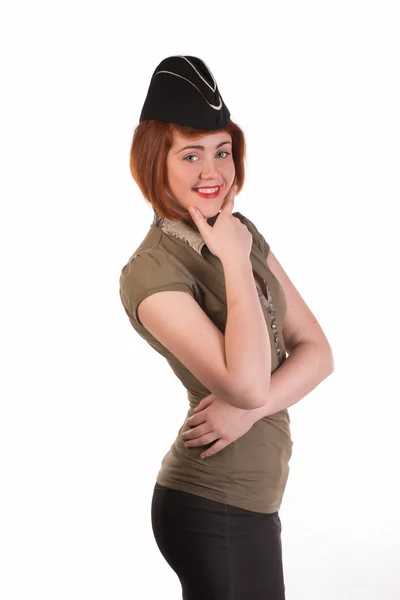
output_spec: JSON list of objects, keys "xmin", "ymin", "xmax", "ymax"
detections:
[
  {"xmin": 177, "ymin": 56, "xmax": 217, "ymax": 93},
  {"xmin": 154, "ymin": 70, "xmax": 223, "ymax": 111}
]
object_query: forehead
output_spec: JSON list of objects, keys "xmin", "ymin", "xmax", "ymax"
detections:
[{"xmin": 170, "ymin": 130, "xmax": 232, "ymax": 147}]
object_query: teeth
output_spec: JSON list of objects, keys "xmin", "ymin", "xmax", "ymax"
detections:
[{"xmin": 194, "ymin": 186, "xmax": 219, "ymax": 194}]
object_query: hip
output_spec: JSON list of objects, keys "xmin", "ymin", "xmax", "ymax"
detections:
[{"xmin": 151, "ymin": 483, "xmax": 286, "ymax": 599}]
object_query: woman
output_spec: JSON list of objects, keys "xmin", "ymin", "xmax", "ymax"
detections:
[{"xmin": 119, "ymin": 55, "xmax": 334, "ymax": 599}]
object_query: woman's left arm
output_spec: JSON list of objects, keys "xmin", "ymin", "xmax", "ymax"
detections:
[
  {"xmin": 249, "ymin": 340, "xmax": 333, "ymax": 422},
  {"xmin": 184, "ymin": 249, "xmax": 334, "ymax": 456},
  {"xmin": 250, "ymin": 248, "xmax": 334, "ymax": 422}
]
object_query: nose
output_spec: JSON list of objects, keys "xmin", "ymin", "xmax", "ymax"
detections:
[{"xmin": 199, "ymin": 156, "xmax": 220, "ymax": 180}]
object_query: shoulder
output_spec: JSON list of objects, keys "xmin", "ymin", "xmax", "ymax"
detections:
[
  {"xmin": 120, "ymin": 237, "xmax": 196, "ymax": 289},
  {"xmin": 119, "ymin": 242, "xmax": 200, "ymax": 327}
]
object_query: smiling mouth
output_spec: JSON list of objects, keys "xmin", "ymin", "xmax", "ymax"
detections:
[{"xmin": 192, "ymin": 185, "xmax": 222, "ymax": 193}]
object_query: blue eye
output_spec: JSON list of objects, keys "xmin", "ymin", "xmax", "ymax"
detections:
[{"xmin": 183, "ymin": 151, "xmax": 231, "ymax": 162}]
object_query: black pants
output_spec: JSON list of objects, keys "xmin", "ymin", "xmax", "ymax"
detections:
[{"xmin": 151, "ymin": 482, "xmax": 286, "ymax": 600}]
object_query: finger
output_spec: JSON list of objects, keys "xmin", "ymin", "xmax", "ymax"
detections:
[
  {"xmin": 184, "ymin": 431, "xmax": 218, "ymax": 447},
  {"xmin": 193, "ymin": 396, "xmax": 213, "ymax": 412},
  {"xmin": 187, "ymin": 205, "xmax": 212, "ymax": 237},
  {"xmin": 200, "ymin": 439, "xmax": 228, "ymax": 458},
  {"xmin": 182, "ymin": 425, "xmax": 211, "ymax": 441},
  {"xmin": 186, "ymin": 412, "xmax": 206, "ymax": 426}
]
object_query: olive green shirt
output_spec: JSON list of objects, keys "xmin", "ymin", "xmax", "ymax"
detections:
[{"xmin": 119, "ymin": 210, "xmax": 293, "ymax": 513}]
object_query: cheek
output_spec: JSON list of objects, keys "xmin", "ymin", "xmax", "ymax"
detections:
[
  {"xmin": 168, "ymin": 166, "xmax": 185, "ymax": 188},
  {"xmin": 168, "ymin": 170, "xmax": 194, "ymax": 196},
  {"xmin": 171, "ymin": 163, "xmax": 190, "ymax": 181},
  {"xmin": 222, "ymin": 159, "xmax": 235, "ymax": 174},
  {"xmin": 224, "ymin": 168, "xmax": 236, "ymax": 185}
]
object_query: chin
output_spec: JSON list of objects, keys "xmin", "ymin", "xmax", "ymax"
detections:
[
  {"xmin": 200, "ymin": 206, "xmax": 220, "ymax": 219},
  {"xmin": 187, "ymin": 201, "xmax": 217, "ymax": 214}
]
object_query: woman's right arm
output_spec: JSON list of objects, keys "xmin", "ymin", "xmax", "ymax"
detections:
[
  {"xmin": 137, "ymin": 258, "xmax": 271, "ymax": 411},
  {"xmin": 222, "ymin": 254, "xmax": 271, "ymax": 409}
]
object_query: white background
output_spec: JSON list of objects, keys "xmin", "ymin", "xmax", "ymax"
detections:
[{"xmin": 1, "ymin": 1, "xmax": 399, "ymax": 598}]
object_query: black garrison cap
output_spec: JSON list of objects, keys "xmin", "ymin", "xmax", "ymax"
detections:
[{"xmin": 139, "ymin": 55, "xmax": 231, "ymax": 130}]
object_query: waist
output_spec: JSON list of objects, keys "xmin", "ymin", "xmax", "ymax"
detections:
[{"xmin": 173, "ymin": 412, "xmax": 293, "ymax": 476}]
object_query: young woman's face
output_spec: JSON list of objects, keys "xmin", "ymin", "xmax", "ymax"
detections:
[{"xmin": 166, "ymin": 130, "xmax": 236, "ymax": 218}]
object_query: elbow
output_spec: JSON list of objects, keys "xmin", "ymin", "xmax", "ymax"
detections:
[
  {"xmin": 248, "ymin": 390, "xmax": 269, "ymax": 410},
  {"xmin": 222, "ymin": 374, "xmax": 270, "ymax": 410},
  {"xmin": 249, "ymin": 375, "xmax": 271, "ymax": 409},
  {"xmin": 329, "ymin": 346, "xmax": 335, "ymax": 373},
  {"xmin": 233, "ymin": 382, "xmax": 269, "ymax": 410},
  {"xmin": 320, "ymin": 340, "xmax": 335, "ymax": 373}
]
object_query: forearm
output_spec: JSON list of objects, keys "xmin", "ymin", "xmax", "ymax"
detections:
[
  {"xmin": 248, "ymin": 341, "xmax": 334, "ymax": 422},
  {"xmin": 222, "ymin": 257, "xmax": 271, "ymax": 409}
]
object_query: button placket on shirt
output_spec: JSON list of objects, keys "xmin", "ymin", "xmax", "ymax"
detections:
[{"xmin": 257, "ymin": 279, "xmax": 285, "ymax": 367}]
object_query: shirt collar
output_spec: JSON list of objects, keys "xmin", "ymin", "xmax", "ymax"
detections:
[{"xmin": 153, "ymin": 211, "xmax": 213, "ymax": 256}]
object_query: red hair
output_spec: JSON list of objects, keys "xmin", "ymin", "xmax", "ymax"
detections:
[{"xmin": 129, "ymin": 119, "xmax": 246, "ymax": 229}]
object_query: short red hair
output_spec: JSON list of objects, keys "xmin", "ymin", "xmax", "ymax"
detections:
[{"xmin": 130, "ymin": 119, "xmax": 246, "ymax": 228}]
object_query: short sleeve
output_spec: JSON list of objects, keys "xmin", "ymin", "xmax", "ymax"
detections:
[
  {"xmin": 119, "ymin": 249, "xmax": 200, "ymax": 329},
  {"xmin": 234, "ymin": 212, "xmax": 270, "ymax": 259}
]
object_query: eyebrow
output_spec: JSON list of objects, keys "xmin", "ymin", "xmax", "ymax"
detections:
[{"xmin": 175, "ymin": 140, "xmax": 232, "ymax": 154}]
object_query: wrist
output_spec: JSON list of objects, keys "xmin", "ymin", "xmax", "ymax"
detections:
[{"xmin": 221, "ymin": 254, "xmax": 252, "ymax": 272}]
